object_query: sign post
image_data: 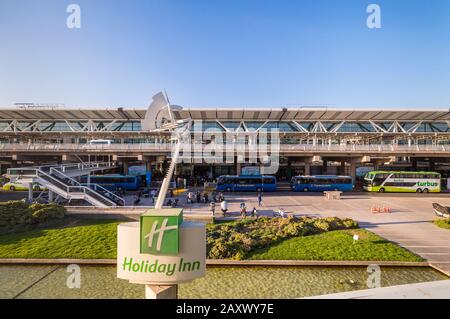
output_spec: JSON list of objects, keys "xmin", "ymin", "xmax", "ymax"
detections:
[
  {"xmin": 118, "ymin": 92, "xmax": 201, "ymax": 298},
  {"xmin": 117, "ymin": 208, "xmax": 206, "ymax": 299}
]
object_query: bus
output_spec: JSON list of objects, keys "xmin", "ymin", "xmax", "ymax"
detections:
[
  {"xmin": 80, "ymin": 174, "xmax": 140, "ymax": 191},
  {"xmin": 291, "ymin": 175, "xmax": 354, "ymax": 192},
  {"xmin": 363, "ymin": 171, "xmax": 441, "ymax": 193},
  {"xmin": 88, "ymin": 139, "xmax": 113, "ymax": 146},
  {"xmin": 216, "ymin": 175, "xmax": 277, "ymax": 192}
]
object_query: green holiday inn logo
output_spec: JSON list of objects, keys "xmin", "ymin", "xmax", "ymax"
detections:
[{"xmin": 140, "ymin": 209, "xmax": 183, "ymax": 255}]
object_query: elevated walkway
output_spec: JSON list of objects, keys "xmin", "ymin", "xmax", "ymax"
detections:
[{"xmin": 6, "ymin": 162, "xmax": 124, "ymax": 207}]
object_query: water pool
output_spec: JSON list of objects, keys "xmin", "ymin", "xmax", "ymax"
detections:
[{"xmin": 0, "ymin": 265, "xmax": 447, "ymax": 299}]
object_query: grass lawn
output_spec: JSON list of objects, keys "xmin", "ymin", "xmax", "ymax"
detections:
[
  {"xmin": 249, "ymin": 229, "xmax": 424, "ymax": 262},
  {"xmin": 0, "ymin": 219, "xmax": 118, "ymax": 259},
  {"xmin": 0, "ymin": 219, "xmax": 423, "ymax": 262},
  {"xmin": 434, "ymin": 219, "xmax": 450, "ymax": 230}
]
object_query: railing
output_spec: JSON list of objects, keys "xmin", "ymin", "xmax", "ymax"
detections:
[
  {"xmin": 82, "ymin": 186, "xmax": 118, "ymax": 207},
  {"xmin": 6, "ymin": 167, "xmax": 118, "ymax": 207},
  {"xmin": 81, "ymin": 183, "xmax": 125, "ymax": 206},
  {"xmin": 0, "ymin": 143, "xmax": 173, "ymax": 152},
  {"xmin": 7, "ymin": 162, "xmax": 116, "ymax": 176},
  {"xmin": 283, "ymin": 144, "xmax": 450, "ymax": 153},
  {"xmin": 50, "ymin": 168, "xmax": 80, "ymax": 186},
  {"xmin": 50, "ymin": 168, "xmax": 124, "ymax": 205},
  {"xmin": 2, "ymin": 142, "xmax": 450, "ymax": 153},
  {"xmin": 36, "ymin": 171, "xmax": 117, "ymax": 207}
]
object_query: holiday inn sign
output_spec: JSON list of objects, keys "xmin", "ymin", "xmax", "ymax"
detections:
[
  {"xmin": 140, "ymin": 209, "xmax": 183, "ymax": 255},
  {"xmin": 117, "ymin": 208, "xmax": 206, "ymax": 285}
]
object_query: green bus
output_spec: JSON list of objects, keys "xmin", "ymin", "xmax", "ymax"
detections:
[{"xmin": 364, "ymin": 171, "xmax": 441, "ymax": 193}]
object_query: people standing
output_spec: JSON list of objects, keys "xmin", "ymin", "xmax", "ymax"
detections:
[
  {"xmin": 150, "ymin": 189, "xmax": 156, "ymax": 205},
  {"xmin": 251, "ymin": 207, "xmax": 258, "ymax": 218},
  {"xmin": 195, "ymin": 191, "xmax": 201, "ymax": 203},
  {"xmin": 210, "ymin": 201, "xmax": 216, "ymax": 217},
  {"xmin": 220, "ymin": 199, "xmax": 228, "ymax": 216},
  {"xmin": 133, "ymin": 193, "xmax": 141, "ymax": 206},
  {"xmin": 240, "ymin": 202, "xmax": 247, "ymax": 219},
  {"xmin": 187, "ymin": 191, "xmax": 194, "ymax": 204},
  {"xmin": 257, "ymin": 191, "xmax": 263, "ymax": 207}
]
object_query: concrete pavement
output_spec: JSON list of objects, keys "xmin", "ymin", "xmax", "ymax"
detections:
[
  {"xmin": 307, "ymin": 279, "xmax": 450, "ymax": 299},
  {"xmin": 182, "ymin": 191, "xmax": 450, "ymax": 275},
  {"xmin": 65, "ymin": 189, "xmax": 450, "ymax": 275}
]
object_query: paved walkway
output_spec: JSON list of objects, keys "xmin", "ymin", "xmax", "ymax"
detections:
[
  {"xmin": 180, "ymin": 192, "xmax": 450, "ymax": 275},
  {"xmin": 82, "ymin": 190, "xmax": 450, "ymax": 275},
  {"xmin": 307, "ymin": 279, "xmax": 450, "ymax": 299}
]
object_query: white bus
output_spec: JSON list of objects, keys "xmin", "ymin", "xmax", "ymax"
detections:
[
  {"xmin": 364, "ymin": 171, "xmax": 441, "ymax": 193},
  {"xmin": 88, "ymin": 139, "xmax": 113, "ymax": 146}
]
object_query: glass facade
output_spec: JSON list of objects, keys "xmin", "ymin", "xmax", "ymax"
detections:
[{"xmin": 1, "ymin": 120, "xmax": 449, "ymax": 133}]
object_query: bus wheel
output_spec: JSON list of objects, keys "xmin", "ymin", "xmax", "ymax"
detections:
[
  {"xmin": 303, "ymin": 187, "xmax": 309, "ymax": 192},
  {"xmin": 226, "ymin": 187, "xmax": 232, "ymax": 192},
  {"xmin": 423, "ymin": 188, "xmax": 429, "ymax": 193},
  {"xmin": 9, "ymin": 186, "xmax": 15, "ymax": 191},
  {"xmin": 379, "ymin": 188, "xmax": 385, "ymax": 193},
  {"xmin": 416, "ymin": 189, "xmax": 423, "ymax": 193}
]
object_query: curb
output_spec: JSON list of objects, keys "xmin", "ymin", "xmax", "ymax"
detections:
[{"xmin": 0, "ymin": 258, "xmax": 431, "ymax": 267}]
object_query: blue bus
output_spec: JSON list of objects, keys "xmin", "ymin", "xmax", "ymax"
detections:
[
  {"xmin": 216, "ymin": 175, "xmax": 277, "ymax": 192},
  {"xmin": 291, "ymin": 175, "xmax": 354, "ymax": 192},
  {"xmin": 80, "ymin": 175, "xmax": 140, "ymax": 191}
]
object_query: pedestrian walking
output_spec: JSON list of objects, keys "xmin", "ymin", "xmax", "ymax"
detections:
[
  {"xmin": 210, "ymin": 201, "xmax": 216, "ymax": 216},
  {"xmin": 187, "ymin": 191, "xmax": 194, "ymax": 204},
  {"xmin": 257, "ymin": 191, "xmax": 263, "ymax": 207},
  {"xmin": 220, "ymin": 200, "xmax": 228, "ymax": 216},
  {"xmin": 240, "ymin": 202, "xmax": 247, "ymax": 218}
]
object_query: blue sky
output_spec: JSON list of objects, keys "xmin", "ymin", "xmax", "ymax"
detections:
[{"xmin": 0, "ymin": 0, "xmax": 449, "ymax": 108}]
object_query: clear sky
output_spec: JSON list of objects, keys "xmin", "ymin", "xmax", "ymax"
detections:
[{"xmin": 0, "ymin": 0, "xmax": 449, "ymax": 109}]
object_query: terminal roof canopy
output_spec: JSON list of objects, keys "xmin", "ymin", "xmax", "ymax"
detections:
[
  {"xmin": 0, "ymin": 107, "xmax": 449, "ymax": 122},
  {"xmin": 0, "ymin": 108, "xmax": 146, "ymax": 120},
  {"xmin": 173, "ymin": 109, "xmax": 450, "ymax": 121}
]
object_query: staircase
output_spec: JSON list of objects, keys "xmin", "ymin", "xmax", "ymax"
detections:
[{"xmin": 7, "ymin": 162, "xmax": 124, "ymax": 207}]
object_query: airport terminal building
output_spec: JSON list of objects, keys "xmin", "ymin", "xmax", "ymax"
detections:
[{"xmin": 1, "ymin": 103, "xmax": 450, "ymax": 184}]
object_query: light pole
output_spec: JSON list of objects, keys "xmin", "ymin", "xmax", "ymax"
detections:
[{"xmin": 154, "ymin": 123, "xmax": 191, "ymax": 209}]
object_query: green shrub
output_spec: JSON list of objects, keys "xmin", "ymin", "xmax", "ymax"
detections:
[
  {"xmin": 434, "ymin": 219, "xmax": 450, "ymax": 230},
  {"xmin": 0, "ymin": 201, "xmax": 66, "ymax": 230},
  {"xmin": 207, "ymin": 216, "xmax": 359, "ymax": 259},
  {"xmin": 30, "ymin": 203, "xmax": 65, "ymax": 222}
]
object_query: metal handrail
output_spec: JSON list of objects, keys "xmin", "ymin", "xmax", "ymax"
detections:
[
  {"xmin": 35, "ymin": 169, "xmax": 117, "ymax": 207},
  {"xmin": 50, "ymin": 168, "xmax": 80, "ymax": 186},
  {"xmin": 81, "ymin": 183, "xmax": 125, "ymax": 206},
  {"xmin": 50, "ymin": 167, "xmax": 123, "ymax": 205},
  {"xmin": 3, "ymin": 142, "xmax": 450, "ymax": 153},
  {"xmin": 7, "ymin": 161, "xmax": 116, "ymax": 175}
]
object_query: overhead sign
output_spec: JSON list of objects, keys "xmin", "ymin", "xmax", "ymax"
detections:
[
  {"xmin": 117, "ymin": 208, "xmax": 206, "ymax": 285},
  {"xmin": 356, "ymin": 166, "xmax": 374, "ymax": 177},
  {"xmin": 241, "ymin": 166, "xmax": 260, "ymax": 176},
  {"xmin": 129, "ymin": 165, "xmax": 147, "ymax": 176}
]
